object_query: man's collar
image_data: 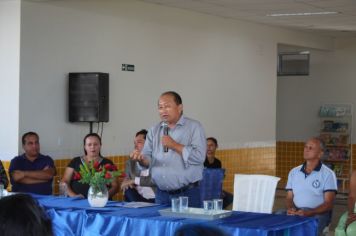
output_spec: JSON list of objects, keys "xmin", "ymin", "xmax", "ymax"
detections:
[
  {"xmin": 300, "ymin": 161, "xmax": 322, "ymax": 174},
  {"xmin": 176, "ymin": 115, "xmax": 185, "ymax": 126},
  {"xmin": 161, "ymin": 115, "xmax": 186, "ymax": 127},
  {"xmin": 22, "ymin": 153, "xmax": 41, "ymax": 161}
]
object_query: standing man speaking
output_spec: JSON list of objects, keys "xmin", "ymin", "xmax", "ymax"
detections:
[{"xmin": 131, "ymin": 91, "xmax": 206, "ymax": 207}]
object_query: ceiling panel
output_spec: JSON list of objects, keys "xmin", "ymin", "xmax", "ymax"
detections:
[{"xmin": 141, "ymin": 0, "xmax": 356, "ymax": 37}]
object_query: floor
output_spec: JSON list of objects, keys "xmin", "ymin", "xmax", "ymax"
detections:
[{"xmin": 273, "ymin": 190, "xmax": 348, "ymax": 235}]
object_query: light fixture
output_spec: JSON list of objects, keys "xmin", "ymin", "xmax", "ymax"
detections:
[{"xmin": 267, "ymin": 12, "xmax": 339, "ymax": 17}]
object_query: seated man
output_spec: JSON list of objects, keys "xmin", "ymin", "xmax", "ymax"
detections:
[
  {"xmin": 335, "ymin": 170, "xmax": 356, "ymax": 236},
  {"xmin": 120, "ymin": 129, "xmax": 155, "ymax": 203},
  {"xmin": 0, "ymin": 159, "xmax": 8, "ymax": 189},
  {"xmin": 9, "ymin": 132, "xmax": 56, "ymax": 195},
  {"xmin": 204, "ymin": 137, "xmax": 233, "ymax": 209},
  {"xmin": 285, "ymin": 137, "xmax": 337, "ymax": 236}
]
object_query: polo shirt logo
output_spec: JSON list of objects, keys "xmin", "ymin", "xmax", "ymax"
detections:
[{"xmin": 312, "ymin": 179, "xmax": 320, "ymax": 188}]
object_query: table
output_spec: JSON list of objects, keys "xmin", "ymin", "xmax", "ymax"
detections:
[{"xmin": 32, "ymin": 195, "xmax": 317, "ymax": 236}]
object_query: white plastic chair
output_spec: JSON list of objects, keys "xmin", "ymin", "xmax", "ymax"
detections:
[{"xmin": 232, "ymin": 174, "xmax": 280, "ymax": 213}]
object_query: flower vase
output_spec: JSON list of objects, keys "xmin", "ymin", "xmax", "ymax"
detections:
[{"xmin": 87, "ymin": 184, "xmax": 108, "ymax": 207}]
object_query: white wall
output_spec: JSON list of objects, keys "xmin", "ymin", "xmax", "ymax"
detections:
[
  {"xmin": 0, "ymin": 0, "xmax": 21, "ymax": 160},
  {"xmin": 17, "ymin": 0, "xmax": 336, "ymax": 159},
  {"xmin": 277, "ymin": 38, "xmax": 356, "ymax": 142}
]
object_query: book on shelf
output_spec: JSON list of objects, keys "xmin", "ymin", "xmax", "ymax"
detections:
[
  {"xmin": 319, "ymin": 134, "xmax": 349, "ymax": 146},
  {"xmin": 323, "ymin": 148, "xmax": 349, "ymax": 161},
  {"xmin": 319, "ymin": 105, "xmax": 349, "ymax": 117},
  {"xmin": 321, "ymin": 120, "xmax": 348, "ymax": 133},
  {"xmin": 323, "ymin": 162, "xmax": 344, "ymax": 177}
]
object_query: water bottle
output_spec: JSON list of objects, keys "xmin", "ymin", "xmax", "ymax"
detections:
[
  {"xmin": 59, "ymin": 182, "xmax": 68, "ymax": 197},
  {"xmin": 0, "ymin": 184, "xmax": 4, "ymax": 199}
]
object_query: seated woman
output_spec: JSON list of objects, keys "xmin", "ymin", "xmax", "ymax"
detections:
[
  {"xmin": 0, "ymin": 159, "xmax": 9, "ymax": 189},
  {"xmin": 61, "ymin": 133, "xmax": 119, "ymax": 198},
  {"xmin": 335, "ymin": 170, "xmax": 356, "ymax": 236}
]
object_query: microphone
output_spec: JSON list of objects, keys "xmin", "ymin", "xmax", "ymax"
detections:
[{"xmin": 162, "ymin": 122, "xmax": 169, "ymax": 152}]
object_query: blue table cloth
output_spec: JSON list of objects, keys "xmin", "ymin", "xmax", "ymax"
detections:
[{"xmin": 32, "ymin": 194, "xmax": 317, "ymax": 236}]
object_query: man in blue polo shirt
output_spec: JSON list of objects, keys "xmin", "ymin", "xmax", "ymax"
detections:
[
  {"xmin": 285, "ymin": 137, "xmax": 337, "ymax": 236},
  {"xmin": 9, "ymin": 132, "xmax": 56, "ymax": 195}
]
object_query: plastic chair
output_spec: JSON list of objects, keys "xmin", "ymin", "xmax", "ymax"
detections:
[
  {"xmin": 200, "ymin": 168, "xmax": 225, "ymax": 207},
  {"xmin": 232, "ymin": 174, "xmax": 280, "ymax": 213}
]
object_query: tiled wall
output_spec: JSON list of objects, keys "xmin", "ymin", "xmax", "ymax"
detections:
[
  {"xmin": 216, "ymin": 146, "xmax": 276, "ymax": 193},
  {"xmin": 276, "ymin": 141, "xmax": 356, "ymax": 192},
  {"xmin": 1, "ymin": 146, "xmax": 276, "ymax": 199}
]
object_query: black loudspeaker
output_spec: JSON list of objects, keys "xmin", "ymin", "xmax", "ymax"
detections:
[{"xmin": 68, "ymin": 72, "xmax": 109, "ymax": 122}]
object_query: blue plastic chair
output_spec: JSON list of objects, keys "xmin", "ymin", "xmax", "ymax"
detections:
[{"xmin": 199, "ymin": 168, "xmax": 225, "ymax": 207}]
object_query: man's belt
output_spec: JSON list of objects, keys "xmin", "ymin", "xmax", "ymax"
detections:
[{"xmin": 165, "ymin": 181, "xmax": 200, "ymax": 195}]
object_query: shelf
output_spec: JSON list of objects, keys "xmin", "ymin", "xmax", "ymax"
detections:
[
  {"xmin": 320, "ymin": 131, "xmax": 348, "ymax": 134},
  {"xmin": 323, "ymin": 159, "xmax": 349, "ymax": 162},
  {"xmin": 319, "ymin": 103, "xmax": 352, "ymax": 191},
  {"xmin": 325, "ymin": 144, "xmax": 349, "ymax": 148}
]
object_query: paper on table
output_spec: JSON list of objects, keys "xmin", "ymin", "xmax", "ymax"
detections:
[{"xmin": 122, "ymin": 202, "xmax": 159, "ymax": 208}]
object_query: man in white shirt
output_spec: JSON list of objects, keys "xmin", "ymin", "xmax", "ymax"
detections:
[{"xmin": 121, "ymin": 129, "xmax": 155, "ymax": 202}]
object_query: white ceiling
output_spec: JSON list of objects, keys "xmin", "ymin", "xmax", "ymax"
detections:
[{"xmin": 141, "ymin": 0, "xmax": 356, "ymax": 37}]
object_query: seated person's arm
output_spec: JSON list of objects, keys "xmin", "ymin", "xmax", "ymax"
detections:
[
  {"xmin": 346, "ymin": 171, "xmax": 356, "ymax": 226},
  {"xmin": 11, "ymin": 166, "xmax": 56, "ymax": 184},
  {"xmin": 296, "ymin": 191, "xmax": 336, "ymax": 217},
  {"xmin": 108, "ymin": 177, "xmax": 119, "ymax": 198},
  {"xmin": 61, "ymin": 167, "xmax": 84, "ymax": 198},
  {"xmin": 286, "ymin": 190, "xmax": 297, "ymax": 215},
  {"xmin": 137, "ymin": 175, "xmax": 155, "ymax": 187}
]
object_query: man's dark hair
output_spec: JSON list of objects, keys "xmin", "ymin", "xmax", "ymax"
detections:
[
  {"xmin": 22, "ymin": 132, "xmax": 39, "ymax": 145},
  {"xmin": 136, "ymin": 129, "xmax": 148, "ymax": 139},
  {"xmin": 207, "ymin": 137, "xmax": 218, "ymax": 146},
  {"xmin": 0, "ymin": 194, "xmax": 53, "ymax": 236},
  {"xmin": 161, "ymin": 91, "xmax": 182, "ymax": 105},
  {"xmin": 83, "ymin": 133, "xmax": 102, "ymax": 155}
]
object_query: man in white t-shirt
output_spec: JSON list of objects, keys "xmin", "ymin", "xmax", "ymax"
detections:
[
  {"xmin": 285, "ymin": 137, "xmax": 337, "ymax": 236},
  {"xmin": 121, "ymin": 129, "xmax": 155, "ymax": 202}
]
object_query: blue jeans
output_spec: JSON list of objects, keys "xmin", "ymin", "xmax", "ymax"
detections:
[{"xmin": 155, "ymin": 185, "xmax": 201, "ymax": 207}]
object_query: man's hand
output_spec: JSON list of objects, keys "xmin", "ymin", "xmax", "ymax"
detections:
[
  {"xmin": 162, "ymin": 135, "xmax": 176, "ymax": 149},
  {"xmin": 346, "ymin": 213, "xmax": 356, "ymax": 227},
  {"xmin": 130, "ymin": 150, "xmax": 144, "ymax": 161},
  {"xmin": 295, "ymin": 209, "xmax": 313, "ymax": 217},
  {"xmin": 287, "ymin": 207, "xmax": 297, "ymax": 215},
  {"xmin": 120, "ymin": 179, "xmax": 135, "ymax": 191},
  {"xmin": 162, "ymin": 135, "xmax": 184, "ymax": 155},
  {"xmin": 130, "ymin": 150, "xmax": 149, "ymax": 166},
  {"xmin": 12, "ymin": 170, "xmax": 25, "ymax": 181}
]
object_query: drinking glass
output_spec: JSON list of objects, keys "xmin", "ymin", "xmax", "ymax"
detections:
[
  {"xmin": 171, "ymin": 198, "xmax": 180, "ymax": 212},
  {"xmin": 213, "ymin": 198, "xmax": 223, "ymax": 211},
  {"xmin": 203, "ymin": 200, "xmax": 214, "ymax": 213},
  {"xmin": 59, "ymin": 182, "xmax": 68, "ymax": 197},
  {"xmin": 179, "ymin": 196, "xmax": 189, "ymax": 212}
]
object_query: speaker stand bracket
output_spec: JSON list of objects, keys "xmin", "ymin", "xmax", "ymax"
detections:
[{"xmin": 89, "ymin": 122, "xmax": 93, "ymax": 133}]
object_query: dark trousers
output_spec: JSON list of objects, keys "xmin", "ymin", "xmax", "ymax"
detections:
[
  {"xmin": 124, "ymin": 188, "xmax": 155, "ymax": 203},
  {"xmin": 155, "ymin": 185, "xmax": 201, "ymax": 208}
]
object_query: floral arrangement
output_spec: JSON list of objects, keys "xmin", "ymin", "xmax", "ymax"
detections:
[{"xmin": 73, "ymin": 161, "xmax": 122, "ymax": 193}]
